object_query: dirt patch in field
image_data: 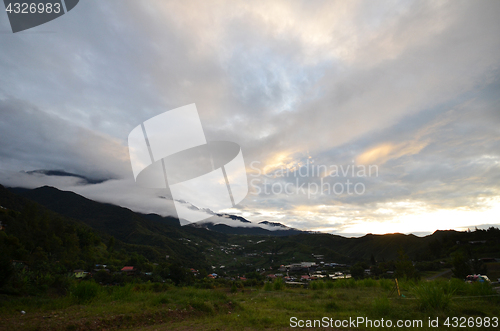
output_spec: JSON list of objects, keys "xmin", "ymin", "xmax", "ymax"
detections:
[{"xmin": 1, "ymin": 305, "xmax": 219, "ymax": 331}]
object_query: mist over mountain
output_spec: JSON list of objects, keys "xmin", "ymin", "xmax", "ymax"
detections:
[
  {"xmin": 2, "ymin": 184, "xmax": 499, "ymax": 268},
  {"xmin": 189, "ymin": 213, "xmax": 304, "ymax": 236},
  {"xmin": 215, "ymin": 214, "xmax": 252, "ymax": 223},
  {"xmin": 25, "ymin": 169, "xmax": 110, "ymax": 185},
  {"xmin": 9, "ymin": 185, "xmax": 302, "ymax": 237},
  {"xmin": 259, "ymin": 221, "xmax": 295, "ymax": 230},
  {"xmin": 188, "ymin": 220, "xmax": 304, "ymax": 236}
]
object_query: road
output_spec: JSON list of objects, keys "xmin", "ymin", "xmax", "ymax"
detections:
[{"xmin": 426, "ymin": 269, "xmax": 452, "ymax": 280}]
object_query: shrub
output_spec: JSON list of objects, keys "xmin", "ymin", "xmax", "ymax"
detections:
[
  {"xmin": 467, "ymin": 282, "xmax": 496, "ymax": 296},
  {"xmin": 110, "ymin": 283, "xmax": 133, "ymax": 301},
  {"xmin": 151, "ymin": 282, "xmax": 170, "ymax": 292},
  {"xmin": 230, "ymin": 283, "xmax": 238, "ymax": 293},
  {"xmin": 359, "ymin": 278, "xmax": 377, "ymax": 287},
  {"xmin": 310, "ymin": 281, "xmax": 325, "ymax": 290},
  {"xmin": 154, "ymin": 294, "xmax": 170, "ymax": 305},
  {"xmin": 195, "ymin": 278, "xmax": 216, "ymax": 289},
  {"xmin": 0, "ymin": 255, "xmax": 14, "ymax": 289},
  {"xmin": 261, "ymin": 278, "xmax": 285, "ymax": 291},
  {"xmin": 190, "ymin": 300, "xmax": 215, "ymax": 314},
  {"xmin": 371, "ymin": 297, "xmax": 392, "ymax": 316},
  {"xmin": 71, "ymin": 280, "xmax": 100, "ymax": 303},
  {"xmin": 51, "ymin": 274, "xmax": 73, "ymax": 295},
  {"xmin": 333, "ymin": 278, "xmax": 357, "ymax": 289},
  {"xmin": 273, "ymin": 278, "xmax": 285, "ymax": 291},
  {"xmin": 442, "ymin": 278, "xmax": 467, "ymax": 295},
  {"xmin": 324, "ymin": 280, "xmax": 334, "ymax": 289},
  {"xmin": 413, "ymin": 282, "xmax": 453, "ymax": 311},
  {"xmin": 379, "ymin": 279, "xmax": 393, "ymax": 291}
]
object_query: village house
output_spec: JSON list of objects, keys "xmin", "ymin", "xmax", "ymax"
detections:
[
  {"xmin": 121, "ymin": 266, "xmax": 135, "ymax": 275},
  {"xmin": 73, "ymin": 269, "xmax": 88, "ymax": 279}
]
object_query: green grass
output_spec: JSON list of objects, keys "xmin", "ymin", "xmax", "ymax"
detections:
[
  {"xmin": 0, "ymin": 279, "xmax": 498, "ymax": 330},
  {"xmin": 71, "ymin": 280, "xmax": 101, "ymax": 303},
  {"xmin": 413, "ymin": 282, "xmax": 454, "ymax": 311}
]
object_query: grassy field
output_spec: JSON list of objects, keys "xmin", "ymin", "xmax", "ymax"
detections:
[{"xmin": 0, "ymin": 279, "xmax": 499, "ymax": 330}]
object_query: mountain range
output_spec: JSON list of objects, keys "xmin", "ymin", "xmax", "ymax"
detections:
[
  {"xmin": 1, "ymin": 184, "xmax": 499, "ymax": 273},
  {"xmin": 8, "ymin": 186, "xmax": 301, "ymax": 237}
]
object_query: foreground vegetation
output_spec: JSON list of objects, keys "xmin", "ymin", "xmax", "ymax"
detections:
[
  {"xmin": 1, "ymin": 278, "xmax": 498, "ymax": 330},
  {"xmin": 1, "ymin": 185, "xmax": 499, "ymax": 330}
]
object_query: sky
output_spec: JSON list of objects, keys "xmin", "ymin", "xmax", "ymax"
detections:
[{"xmin": 0, "ymin": 0, "xmax": 499, "ymax": 236}]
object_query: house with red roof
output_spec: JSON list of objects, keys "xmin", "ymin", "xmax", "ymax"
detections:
[{"xmin": 121, "ymin": 266, "xmax": 135, "ymax": 275}]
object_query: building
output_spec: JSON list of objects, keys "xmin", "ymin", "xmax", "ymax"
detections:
[
  {"xmin": 121, "ymin": 266, "xmax": 135, "ymax": 275},
  {"xmin": 73, "ymin": 270, "xmax": 88, "ymax": 279},
  {"xmin": 286, "ymin": 262, "xmax": 317, "ymax": 272}
]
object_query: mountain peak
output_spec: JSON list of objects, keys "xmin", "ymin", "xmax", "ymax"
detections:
[
  {"xmin": 215, "ymin": 214, "xmax": 252, "ymax": 223},
  {"xmin": 258, "ymin": 221, "xmax": 292, "ymax": 229}
]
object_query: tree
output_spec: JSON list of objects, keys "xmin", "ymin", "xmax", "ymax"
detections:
[
  {"xmin": 0, "ymin": 254, "xmax": 13, "ymax": 288},
  {"xmin": 350, "ymin": 263, "xmax": 364, "ymax": 280},
  {"xmin": 395, "ymin": 249, "xmax": 418, "ymax": 280},
  {"xmin": 168, "ymin": 263, "xmax": 193, "ymax": 285},
  {"xmin": 107, "ymin": 236, "xmax": 115, "ymax": 252},
  {"xmin": 451, "ymin": 252, "xmax": 472, "ymax": 279},
  {"xmin": 471, "ymin": 256, "xmax": 487, "ymax": 275},
  {"xmin": 198, "ymin": 268, "xmax": 208, "ymax": 279}
]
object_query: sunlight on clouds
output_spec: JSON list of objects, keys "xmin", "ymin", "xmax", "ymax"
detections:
[
  {"xmin": 356, "ymin": 110, "xmax": 458, "ymax": 165},
  {"xmin": 1, "ymin": 0, "xmax": 499, "ymax": 237},
  {"xmin": 356, "ymin": 143, "xmax": 394, "ymax": 164},
  {"xmin": 357, "ymin": 140, "xmax": 429, "ymax": 165},
  {"xmin": 238, "ymin": 0, "xmax": 360, "ymax": 63},
  {"xmin": 473, "ymin": 154, "xmax": 500, "ymax": 166},
  {"xmin": 339, "ymin": 197, "xmax": 500, "ymax": 235},
  {"xmin": 146, "ymin": 0, "xmax": 427, "ymax": 66},
  {"xmin": 293, "ymin": 205, "xmax": 320, "ymax": 212},
  {"xmin": 260, "ymin": 151, "xmax": 303, "ymax": 175}
]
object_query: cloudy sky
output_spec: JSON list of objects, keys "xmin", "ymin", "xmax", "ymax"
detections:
[{"xmin": 1, "ymin": 0, "xmax": 499, "ymax": 236}]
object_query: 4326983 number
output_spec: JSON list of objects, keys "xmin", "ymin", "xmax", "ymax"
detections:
[
  {"xmin": 5, "ymin": 2, "xmax": 61, "ymax": 14},
  {"xmin": 444, "ymin": 317, "xmax": 498, "ymax": 328}
]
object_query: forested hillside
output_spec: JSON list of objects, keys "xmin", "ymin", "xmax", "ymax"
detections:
[{"xmin": 1, "ymin": 184, "xmax": 499, "ymax": 296}]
